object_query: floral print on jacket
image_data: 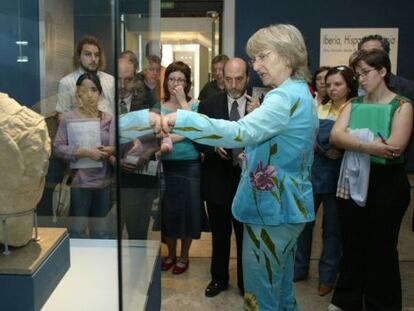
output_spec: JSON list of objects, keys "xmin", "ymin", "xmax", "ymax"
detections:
[{"xmin": 119, "ymin": 78, "xmax": 318, "ymax": 226}]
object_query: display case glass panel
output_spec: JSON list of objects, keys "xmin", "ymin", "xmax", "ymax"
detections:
[{"xmin": 0, "ymin": 0, "xmax": 161, "ymax": 310}]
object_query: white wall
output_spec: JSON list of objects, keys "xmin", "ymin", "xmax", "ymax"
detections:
[{"xmin": 222, "ymin": 0, "xmax": 235, "ymax": 57}]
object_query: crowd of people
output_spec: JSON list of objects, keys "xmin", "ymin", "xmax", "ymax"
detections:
[
  {"xmin": 121, "ymin": 26, "xmax": 414, "ymax": 310},
  {"xmin": 35, "ymin": 25, "xmax": 414, "ymax": 311}
]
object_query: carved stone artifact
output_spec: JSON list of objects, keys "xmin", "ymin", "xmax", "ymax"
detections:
[{"xmin": 0, "ymin": 93, "xmax": 51, "ymax": 247}]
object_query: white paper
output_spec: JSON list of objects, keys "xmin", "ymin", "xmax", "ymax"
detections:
[
  {"xmin": 67, "ymin": 118, "xmax": 103, "ymax": 169},
  {"xmin": 124, "ymin": 155, "xmax": 158, "ymax": 176},
  {"xmin": 140, "ymin": 160, "xmax": 158, "ymax": 176}
]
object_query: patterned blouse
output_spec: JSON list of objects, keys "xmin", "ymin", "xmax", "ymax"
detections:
[{"xmin": 120, "ymin": 78, "xmax": 318, "ymax": 225}]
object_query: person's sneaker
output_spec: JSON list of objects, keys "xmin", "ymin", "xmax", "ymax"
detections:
[{"xmin": 327, "ymin": 303, "xmax": 342, "ymax": 311}]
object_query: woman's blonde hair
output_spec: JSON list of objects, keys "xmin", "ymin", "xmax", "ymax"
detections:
[{"xmin": 246, "ymin": 24, "xmax": 311, "ymax": 82}]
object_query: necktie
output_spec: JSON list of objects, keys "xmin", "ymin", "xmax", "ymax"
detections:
[
  {"xmin": 120, "ymin": 100, "xmax": 128, "ymax": 114},
  {"xmin": 229, "ymin": 100, "xmax": 240, "ymax": 121},
  {"xmin": 229, "ymin": 101, "xmax": 242, "ymax": 166}
]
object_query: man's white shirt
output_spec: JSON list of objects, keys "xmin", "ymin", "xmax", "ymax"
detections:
[
  {"xmin": 119, "ymin": 95, "xmax": 132, "ymax": 113},
  {"xmin": 227, "ymin": 94, "xmax": 247, "ymax": 118},
  {"xmin": 56, "ymin": 68, "xmax": 115, "ymax": 115}
]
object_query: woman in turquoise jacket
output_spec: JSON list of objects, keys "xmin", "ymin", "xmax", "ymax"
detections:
[{"xmin": 121, "ymin": 24, "xmax": 318, "ymax": 310}]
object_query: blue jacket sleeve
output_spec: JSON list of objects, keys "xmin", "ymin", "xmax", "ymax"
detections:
[
  {"xmin": 119, "ymin": 108, "xmax": 152, "ymax": 143},
  {"xmin": 175, "ymin": 89, "xmax": 293, "ymax": 148}
]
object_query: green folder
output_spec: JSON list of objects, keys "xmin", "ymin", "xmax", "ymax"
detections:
[{"xmin": 349, "ymin": 103, "xmax": 402, "ymax": 164}]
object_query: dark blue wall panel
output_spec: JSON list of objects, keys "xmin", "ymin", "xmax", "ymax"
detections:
[
  {"xmin": 235, "ymin": 0, "xmax": 414, "ymax": 84},
  {"xmin": 0, "ymin": 1, "xmax": 40, "ymax": 107},
  {"xmin": 0, "ymin": 0, "xmax": 140, "ymax": 108},
  {"xmin": 71, "ymin": 0, "xmax": 151, "ymax": 77},
  {"xmin": 119, "ymin": 0, "xmax": 149, "ymax": 13},
  {"xmin": 3, "ymin": 1, "xmax": 413, "ymax": 107}
]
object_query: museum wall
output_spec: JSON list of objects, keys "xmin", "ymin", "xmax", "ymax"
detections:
[
  {"xmin": 73, "ymin": 0, "xmax": 115, "ymax": 76},
  {"xmin": 0, "ymin": 1, "xmax": 40, "ymax": 107},
  {"xmin": 2, "ymin": 0, "xmax": 414, "ymax": 108},
  {"xmin": 235, "ymin": 0, "xmax": 414, "ymax": 85},
  {"xmin": 0, "ymin": 0, "xmax": 153, "ymax": 107},
  {"xmin": 73, "ymin": 0, "xmax": 153, "ymax": 77}
]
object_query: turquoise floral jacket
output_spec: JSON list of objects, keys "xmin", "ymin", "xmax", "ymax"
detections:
[{"xmin": 120, "ymin": 79, "xmax": 318, "ymax": 226}]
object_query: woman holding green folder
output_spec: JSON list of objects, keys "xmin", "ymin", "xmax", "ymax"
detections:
[{"xmin": 329, "ymin": 49, "xmax": 412, "ymax": 311}]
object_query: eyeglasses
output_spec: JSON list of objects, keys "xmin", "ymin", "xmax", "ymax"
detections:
[
  {"xmin": 355, "ymin": 68, "xmax": 377, "ymax": 80},
  {"xmin": 168, "ymin": 77, "xmax": 186, "ymax": 84},
  {"xmin": 249, "ymin": 51, "xmax": 272, "ymax": 67}
]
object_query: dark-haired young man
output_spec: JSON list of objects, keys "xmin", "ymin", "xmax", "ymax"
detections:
[{"xmin": 56, "ymin": 35, "xmax": 115, "ymax": 116}]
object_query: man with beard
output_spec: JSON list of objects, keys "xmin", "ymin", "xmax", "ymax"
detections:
[
  {"xmin": 56, "ymin": 35, "xmax": 115, "ymax": 116},
  {"xmin": 197, "ymin": 58, "xmax": 251, "ymax": 297}
]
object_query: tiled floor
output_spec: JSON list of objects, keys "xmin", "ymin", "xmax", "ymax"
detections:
[{"xmin": 161, "ymin": 200, "xmax": 414, "ymax": 310}]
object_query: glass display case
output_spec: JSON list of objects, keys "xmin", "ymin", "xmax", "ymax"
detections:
[{"xmin": 0, "ymin": 0, "xmax": 161, "ymax": 310}]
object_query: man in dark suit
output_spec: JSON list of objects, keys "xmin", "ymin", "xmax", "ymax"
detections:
[
  {"xmin": 118, "ymin": 51, "xmax": 152, "ymax": 112},
  {"xmin": 197, "ymin": 58, "xmax": 250, "ymax": 297},
  {"xmin": 118, "ymin": 51, "xmax": 160, "ymax": 239}
]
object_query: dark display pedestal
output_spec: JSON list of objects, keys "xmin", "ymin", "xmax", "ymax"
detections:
[{"xmin": 0, "ymin": 228, "xmax": 70, "ymax": 311}]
